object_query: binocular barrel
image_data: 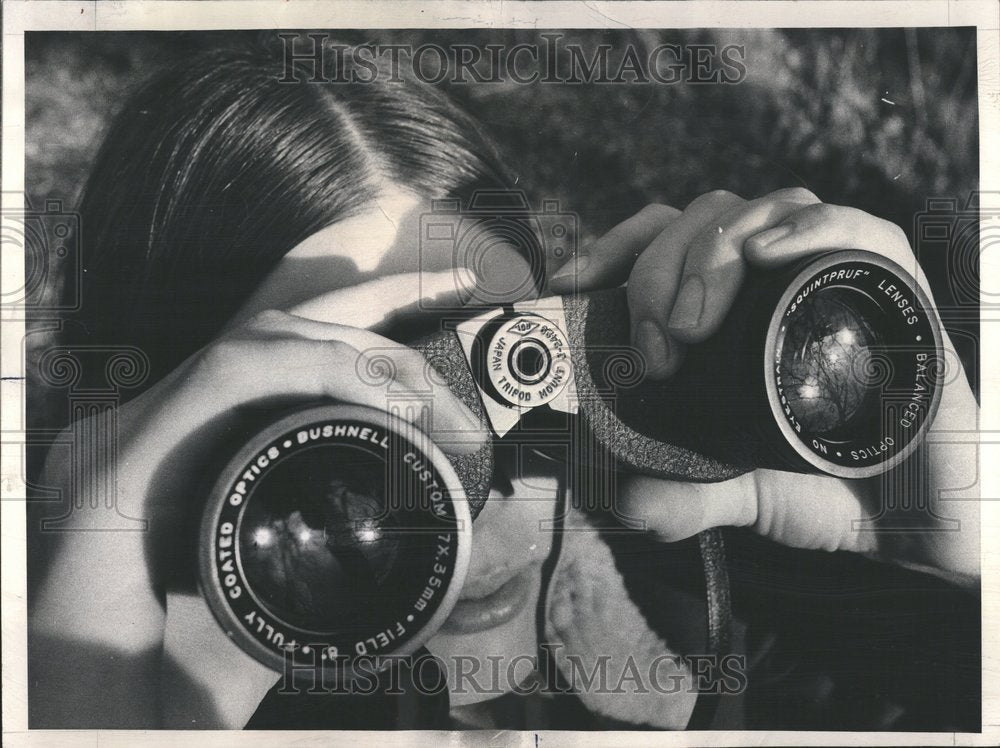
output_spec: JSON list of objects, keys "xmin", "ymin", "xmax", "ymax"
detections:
[{"xmin": 558, "ymin": 249, "xmax": 943, "ymax": 480}]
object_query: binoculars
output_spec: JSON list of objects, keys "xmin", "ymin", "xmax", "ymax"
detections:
[{"xmin": 198, "ymin": 249, "xmax": 943, "ymax": 675}]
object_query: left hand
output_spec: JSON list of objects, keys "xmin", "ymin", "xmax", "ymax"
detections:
[{"xmin": 548, "ymin": 188, "xmax": 980, "ymax": 586}]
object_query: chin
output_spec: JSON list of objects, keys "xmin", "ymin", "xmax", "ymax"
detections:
[{"xmin": 425, "ymin": 567, "xmax": 543, "ymax": 706}]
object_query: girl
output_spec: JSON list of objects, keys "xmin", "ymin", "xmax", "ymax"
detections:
[{"xmin": 28, "ymin": 38, "xmax": 979, "ymax": 730}]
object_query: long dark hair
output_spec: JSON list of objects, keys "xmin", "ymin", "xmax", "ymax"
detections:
[{"xmin": 68, "ymin": 39, "xmax": 513, "ymax": 381}]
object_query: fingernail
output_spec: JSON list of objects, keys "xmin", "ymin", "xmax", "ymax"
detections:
[
  {"xmin": 549, "ymin": 251, "xmax": 590, "ymax": 285},
  {"xmin": 634, "ymin": 319, "xmax": 669, "ymax": 374},
  {"xmin": 668, "ymin": 274, "xmax": 705, "ymax": 330},
  {"xmin": 749, "ymin": 223, "xmax": 794, "ymax": 250}
]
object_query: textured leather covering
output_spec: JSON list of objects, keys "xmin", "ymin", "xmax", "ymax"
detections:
[
  {"xmin": 411, "ymin": 328, "xmax": 495, "ymax": 518},
  {"xmin": 562, "ymin": 289, "xmax": 749, "ymax": 482}
]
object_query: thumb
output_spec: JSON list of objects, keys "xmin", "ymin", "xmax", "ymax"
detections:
[
  {"xmin": 617, "ymin": 472, "xmax": 758, "ymax": 543},
  {"xmin": 618, "ymin": 469, "xmax": 879, "ymax": 556}
]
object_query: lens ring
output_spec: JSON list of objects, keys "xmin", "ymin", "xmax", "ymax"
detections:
[
  {"xmin": 199, "ymin": 404, "xmax": 471, "ymax": 675},
  {"xmin": 763, "ymin": 250, "xmax": 943, "ymax": 478},
  {"xmin": 508, "ymin": 338, "xmax": 552, "ymax": 385}
]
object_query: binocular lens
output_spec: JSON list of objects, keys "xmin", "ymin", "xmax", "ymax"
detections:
[
  {"xmin": 200, "ymin": 407, "xmax": 471, "ymax": 674},
  {"xmin": 764, "ymin": 251, "xmax": 943, "ymax": 476}
]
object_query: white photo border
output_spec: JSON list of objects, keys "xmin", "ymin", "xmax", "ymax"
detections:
[{"xmin": 2, "ymin": 1, "xmax": 997, "ymax": 746}]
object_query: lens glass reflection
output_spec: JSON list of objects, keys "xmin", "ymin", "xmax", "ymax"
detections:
[
  {"xmin": 238, "ymin": 444, "xmax": 419, "ymax": 633},
  {"xmin": 779, "ymin": 288, "xmax": 882, "ymax": 436}
]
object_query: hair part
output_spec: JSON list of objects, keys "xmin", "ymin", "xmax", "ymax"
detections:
[{"xmin": 69, "ymin": 39, "xmax": 513, "ymax": 381}]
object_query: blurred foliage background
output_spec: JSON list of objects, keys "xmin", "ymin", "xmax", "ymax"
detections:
[{"xmin": 26, "ymin": 27, "xmax": 981, "ymax": 389}]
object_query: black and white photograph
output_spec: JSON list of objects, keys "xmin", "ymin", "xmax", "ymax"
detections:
[{"xmin": 2, "ymin": 1, "xmax": 997, "ymax": 744}]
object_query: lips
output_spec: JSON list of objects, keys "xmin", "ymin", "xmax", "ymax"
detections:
[{"xmin": 440, "ymin": 566, "xmax": 536, "ymax": 634}]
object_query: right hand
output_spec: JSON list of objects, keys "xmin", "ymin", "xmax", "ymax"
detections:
[
  {"xmin": 29, "ymin": 271, "xmax": 486, "ymax": 728},
  {"xmin": 549, "ymin": 192, "xmax": 979, "ymax": 585}
]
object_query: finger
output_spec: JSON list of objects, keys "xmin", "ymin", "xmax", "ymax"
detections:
[
  {"xmin": 742, "ymin": 200, "xmax": 976, "ymax": 421},
  {"xmin": 744, "ymin": 203, "xmax": 925, "ymax": 286},
  {"xmin": 617, "ymin": 472, "xmax": 758, "ymax": 543},
  {"xmin": 183, "ymin": 330, "xmax": 486, "ymax": 456},
  {"xmin": 618, "ymin": 469, "xmax": 879, "ymax": 556},
  {"xmin": 246, "ymin": 310, "xmax": 476, "ymax": 413},
  {"xmin": 666, "ymin": 187, "xmax": 821, "ymax": 344},
  {"xmin": 741, "ymin": 201, "xmax": 958, "ymax": 377},
  {"xmin": 748, "ymin": 470, "xmax": 878, "ymax": 554},
  {"xmin": 627, "ymin": 190, "xmax": 745, "ymax": 378},
  {"xmin": 547, "ymin": 203, "xmax": 680, "ymax": 293},
  {"xmin": 287, "ymin": 269, "xmax": 478, "ymax": 331}
]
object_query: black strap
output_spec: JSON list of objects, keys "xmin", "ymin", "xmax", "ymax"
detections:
[
  {"xmin": 685, "ymin": 527, "xmax": 732, "ymax": 729},
  {"xmin": 536, "ymin": 473, "xmax": 569, "ymax": 691}
]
